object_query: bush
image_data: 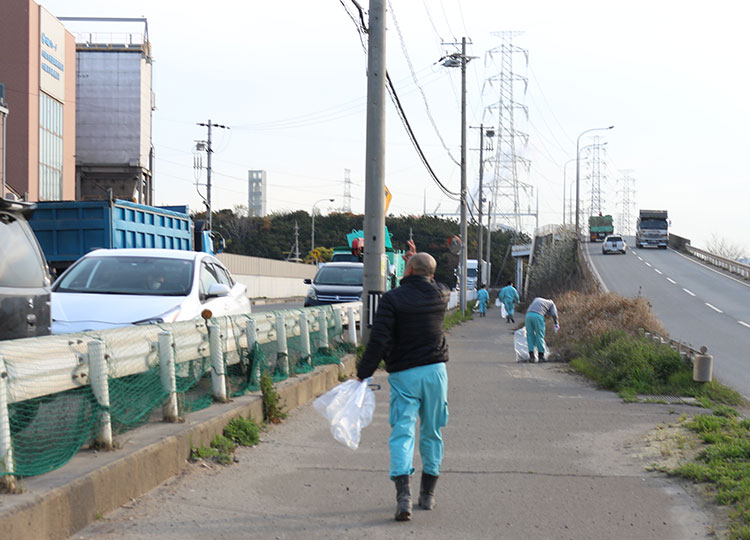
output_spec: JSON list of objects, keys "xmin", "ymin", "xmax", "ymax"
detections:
[{"xmin": 224, "ymin": 417, "xmax": 260, "ymax": 446}]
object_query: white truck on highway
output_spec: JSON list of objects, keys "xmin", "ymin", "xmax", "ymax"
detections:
[{"xmin": 635, "ymin": 209, "xmax": 669, "ymax": 249}]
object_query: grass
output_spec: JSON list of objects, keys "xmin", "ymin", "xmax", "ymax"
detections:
[
  {"xmin": 552, "ymin": 289, "xmax": 749, "ymax": 538},
  {"xmin": 668, "ymin": 407, "xmax": 750, "ymax": 539},
  {"xmin": 260, "ymin": 371, "xmax": 287, "ymax": 424},
  {"xmin": 444, "ymin": 300, "xmax": 475, "ymax": 331}
]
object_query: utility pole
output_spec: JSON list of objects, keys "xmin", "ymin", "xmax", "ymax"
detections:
[
  {"xmin": 362, "ymin": 0, "xmax": 387, "ymax": 343},
  {"xmin": 471, "ymin": 124, "xmax": 493, "ymax": 286},
  {"xmin": 485, "ymin": 200, "xmax": 492, "ymax": 286},
  {"xmin": 196, "ymin": 120, "xmax": 229, "ymax": 231},
  {"xmin": 442, "ymin": 37, "xmax": 474, "ymax": 314},
  {"xmin": 460, "ymin": 37, "xmax": 468, "ymax": 314}
]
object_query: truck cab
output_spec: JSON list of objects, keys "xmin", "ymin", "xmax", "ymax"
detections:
[{"xmin": 635, "ymin": 210, "xmax": 669, "ymax": 249}]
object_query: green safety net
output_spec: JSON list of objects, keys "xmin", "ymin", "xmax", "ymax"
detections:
[{"xmin": 0, "ymin": 306, "xmax": 355, "ymax": 478}]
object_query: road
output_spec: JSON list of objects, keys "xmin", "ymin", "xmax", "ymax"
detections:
[{"xmin": 586, "ymin": 237, "xmax": 750, "ymax": 398}]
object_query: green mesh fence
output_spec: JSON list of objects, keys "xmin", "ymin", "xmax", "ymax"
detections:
[
  {"xmin": 8, "ymin": 387, "xmax": 101, "ymax": 477},
  {"xmin": 1, "ymin": 306, "xmax": 357, "ymax": 478}
]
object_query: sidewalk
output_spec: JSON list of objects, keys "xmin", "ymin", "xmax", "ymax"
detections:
[{"xmin": 67, "ymin": 311, "xmax": 717, "ymax": 539}]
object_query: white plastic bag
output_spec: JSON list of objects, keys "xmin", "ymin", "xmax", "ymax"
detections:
[
  {"xmin": 500, "ymin": 303, "xmax": 508, "ymax": 319},
  {"xmin": 314, "ymin": 379, "xmax": 375, "ymax": 450},
  {"xmin": 514, "ymin": 327, "xmax": 529, "ymax": 362},
  {"xmin": 495, "ymin": 297, "xmax": 501, "ymax": 308}
]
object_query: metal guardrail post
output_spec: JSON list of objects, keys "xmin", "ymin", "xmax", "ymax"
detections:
[
  {"xmin": 158, "ymin": 331, "xmax": 178, "ymax": 422},
  {"xmin": 347, "ymin": 306, "xmax": 357, "ymax": 345},
  {"xmin": 88, "ymin": 340, "xmax": 113, "ymax": 449},
  {"xmin": 299, "ymin": 311, "xmax": 312, "ymax": 368},
  {"xmin": 318, "ymin": 309, "xmax": 329, "ymax": 350},
  {"xmin": 0, "ymin": 356, "xmax": 16, "ymax": 490},
  {"xmin": 275, "ymin": 314, "xmax": 289, "ymax": 377},
  {"xmin": 358, "ymin": 303, "xmax": 364, "ymax": 342},
  {"xmin": 245, "ymin": 318, "xmax": 260, "ymax": 386},
  {"xmin": 208, "ymin": 321, "xmax": 227, "ymax": 402}
]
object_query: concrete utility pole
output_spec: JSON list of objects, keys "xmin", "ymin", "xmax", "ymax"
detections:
[
  {"xmin": 471, "ymin": 124, "xmax": 493, "ymax": 286},
  {"xmin": 197, "ymin": 120, "xmax": 229, "ymax": 231},
  {"xmin": 443, "ymin": 38, "xmax": 473, "ymax": 314},
  {"xmin": 362, "ymin": 0, "xmax": 387, "ymax": 343}
]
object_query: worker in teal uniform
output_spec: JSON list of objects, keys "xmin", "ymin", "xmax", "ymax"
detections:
[
  {"xmin": 498, "ymin": 280, "xmax": 520, "ymax": 323},
  {"xmin": 525, "ymin": 297, "xmax": 559, "ymax": 362},
  {"xmin": 476, "ymin": 285, "xmax": 490, "ymax": 317}
]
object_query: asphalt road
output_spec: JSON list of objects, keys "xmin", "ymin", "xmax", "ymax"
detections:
[
  {"xmin": 70, "ymin": 313, "xmax": 714, "ymax": 539},
  {"xmin": 586, "ymin": 238, "xmax": 750, "ymax": 398}
]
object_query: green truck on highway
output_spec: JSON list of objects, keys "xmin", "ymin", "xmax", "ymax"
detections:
[{"xmin": 588, "ymin": 214, "xmax": 614, "ymax": 242}]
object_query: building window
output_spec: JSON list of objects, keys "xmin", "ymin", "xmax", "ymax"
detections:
[{"xmin": 39, "ymin": 92, "xmax": 63, "ymax": 200}]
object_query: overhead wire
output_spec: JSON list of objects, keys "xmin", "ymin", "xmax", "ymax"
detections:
[{"xmin": 343, "ymin": 0, "xmax": 460, "ymax": 200}]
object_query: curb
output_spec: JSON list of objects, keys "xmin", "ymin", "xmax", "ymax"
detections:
[{"xmin": 0, "ymin": 357, "xmax": 356, "ymax": 540}]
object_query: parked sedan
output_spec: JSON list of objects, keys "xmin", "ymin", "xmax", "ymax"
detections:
[
  {"xmin": 602, "ymin": 235, "xmax": 627, "ymax": 255},
  {"xmin": 51, "ymin": 249, "xmax": 251, "ymax": 333}
]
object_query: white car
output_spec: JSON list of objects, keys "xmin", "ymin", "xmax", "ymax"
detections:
[
  {"xmin": 51, "ymin": 248, "xmax": 251, "ymax": 333},
  {"xmin": 602, "ymin": 235, "xmax": 627, "ymax": 255}
]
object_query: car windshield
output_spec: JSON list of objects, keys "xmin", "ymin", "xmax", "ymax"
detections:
[
  {"xmin": 640, "ymin": 219, "xmax": 667, "ymax": 229},
  {"xmin": 54, "ymin": 256, "xmax": 194, "ymax": 296},
  {"xmin": 467, "ymin": 268, "xmax": 477, "ymax": 278},
  {"xmin": 314, "ymin": 266, "xmax": 363, "ymax": 286}
]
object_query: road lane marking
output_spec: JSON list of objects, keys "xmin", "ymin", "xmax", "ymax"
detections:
[
  {"xmin": 672, "ymin": 249, "xmax": 750, "ymax": 289},
  {"xmin": 739, "ymin": 321, "xmax": 750, "ymax": 329},
  {"xmin": 683, "ymin": 288, "xmax": 696, "ymax": 296},
  {"xmin": 666, "ymin": 278, "xmax": 676, "ymax": 284},
  {"xmin": 654, "ymin": 269, "xmax": 663, "ymax": 274},
  {"xmin": 645, "ymin": 262, "xmax": 652, "ymax": 267},
  {"xmin": 637, "ymin": 256, "xmax": 643, "ymax": 261},
  {"xmin": 705, "ymin": 303, "xmax": 722, "ymax": 313}
]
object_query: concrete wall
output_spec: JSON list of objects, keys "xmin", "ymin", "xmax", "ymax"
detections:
[{"xmin": 218, "ymin": 252, "xmax": 317, "ymax": 299}]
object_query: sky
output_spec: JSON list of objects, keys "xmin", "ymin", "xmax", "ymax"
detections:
[{"xmin": 40, "ymin": 0, "xmax": 750, "ymax": 255}]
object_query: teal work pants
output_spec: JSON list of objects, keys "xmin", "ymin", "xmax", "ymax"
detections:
[
  {"xmin": 503, "ymin": 300, "xmax": 516, "ymax": 316},
  {"xmin": 388, "ymin": 363, "xmax": 449, "ymax": 479},
  {"xmin": 525, "ymin": 311, "xmax": 546, "ymax": 353}
]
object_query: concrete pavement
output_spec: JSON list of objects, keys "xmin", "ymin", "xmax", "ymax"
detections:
[{"xmin": 65, "ymin": 311, "xmax": 719, "ymax": 539}]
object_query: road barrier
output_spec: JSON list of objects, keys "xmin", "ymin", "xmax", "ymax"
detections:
[
  {"xmin": 0, "ymin": 303, "xmax": 361, "ymax": 486},
  {"xmin": 684, "ymin": 245, "xmax": 750, "ymax": 280}
]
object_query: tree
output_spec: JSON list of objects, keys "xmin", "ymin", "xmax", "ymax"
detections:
[{"xmin": 705, "ymin": 234, "xmax": 746, "ymax": 260}]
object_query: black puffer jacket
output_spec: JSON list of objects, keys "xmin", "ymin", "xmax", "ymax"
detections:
[{"xmin": 357, "ymin": 275, "xmax": 450, "ymax": 379}]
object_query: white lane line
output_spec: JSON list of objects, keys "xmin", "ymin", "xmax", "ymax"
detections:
[
  {"xmin": 666, "ymin": 277, "xmax": 676, "ymax": 284},
  {"xmin": 739, "ymin": 321, "xmax": 750, "ymax": 329},
  {"xmin": 637, "ymin": 256, "xmax": 643, "ymax": 261},
  {"xmin": 683, "ymin": 288, "xmax": 696, "ymax": 296},
  {"xmin": 705, "ymin": 303, "xmax": 723, "ymax": 313},
  {"xmin": 645, "ymin": 262, "xmax": 652, "ymax": 267},
  {"xmin": 654, "ymin": 269, "xmax": 663, "ymax": 275}
]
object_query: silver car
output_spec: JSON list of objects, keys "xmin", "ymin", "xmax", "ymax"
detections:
[{"xmin": 602, "ymin": 235, "xmax": 626, "ymax": 255}]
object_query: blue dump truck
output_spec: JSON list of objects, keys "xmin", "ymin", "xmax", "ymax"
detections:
[{"xmin": 27, "ymin": 199, "xmax": 215, "ymax": 275}]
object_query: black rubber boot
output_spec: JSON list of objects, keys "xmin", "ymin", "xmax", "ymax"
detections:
[
  {"xmin": 529, "ymin": 352, "xmax": 537, "ymax": 363},
  {"xmin": 538, "ymin": 352, "xmax": 545, "ymax": 362},
  {"xmin": 394, "ymin": 475, "xmax": 412, "ymax": 521},
  {"xmin": 418, "ymin": 473, "xmax": 439, "ymax": 510}
]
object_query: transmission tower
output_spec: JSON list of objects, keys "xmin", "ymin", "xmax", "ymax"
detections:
[
  {"xmin": 586, "ymin": 136, "xmax": 607, "ymax": 216},
  {"xmin": 482, "ymin": 31, "xmax": 533, "ymax": 233},
  {"xmin": 342, "ymin": 168, "xmax": 352, "ymax": 213},
  {"xmin": 616, "ymin": 170, "xmax": 636, "ymax": 235}
]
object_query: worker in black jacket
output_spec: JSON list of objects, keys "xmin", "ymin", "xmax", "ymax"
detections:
[{"xmin": 357, "ymin": 244, "xmax": 450, "ymax": 521}]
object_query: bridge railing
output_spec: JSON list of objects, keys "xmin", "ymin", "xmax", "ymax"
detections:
[
  {"xmin": 0, "ymin": 302, "xmax": 361, "ymax": 482},
  {"xmin": 684, "ymin": 245, "xmax": 750, "ymax": 280}
]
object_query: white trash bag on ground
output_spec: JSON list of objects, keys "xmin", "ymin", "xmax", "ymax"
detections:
[
  {"xmin": 500, "ymin": 303, "xmax": 508, "ymax": 319},
  {"xmin": 514, "ymin": 327, "xmax": 529, "ymax": 362},
  {"xmin": 514, "ymin": 326, "xmax": 552, "ymax": 362},
  {"xmin": 314, "ymin": 379, "xmax": 375, "ymax": 450}
]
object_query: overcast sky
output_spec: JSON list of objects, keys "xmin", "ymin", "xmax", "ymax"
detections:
[{"xmin": 42, "ymin": 0, "xmax": 750, "ymax": 254}]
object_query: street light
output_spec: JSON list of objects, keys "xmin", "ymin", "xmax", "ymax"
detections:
[
  {"xmin": 575, "ymin": 126, "xmax": 614, "ymax": 242},
  {"xmin": 311, "ymin": 198, "xmax": 334, "ymax": 253}
]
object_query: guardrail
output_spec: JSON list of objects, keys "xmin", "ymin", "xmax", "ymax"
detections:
[
  {"xmin": 0, "ymin": 302, "xmax": 361, "ymax": 485},
  {"xmin": 685, "ymin": 245, "xmax": 750, "ymax": 280}
]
